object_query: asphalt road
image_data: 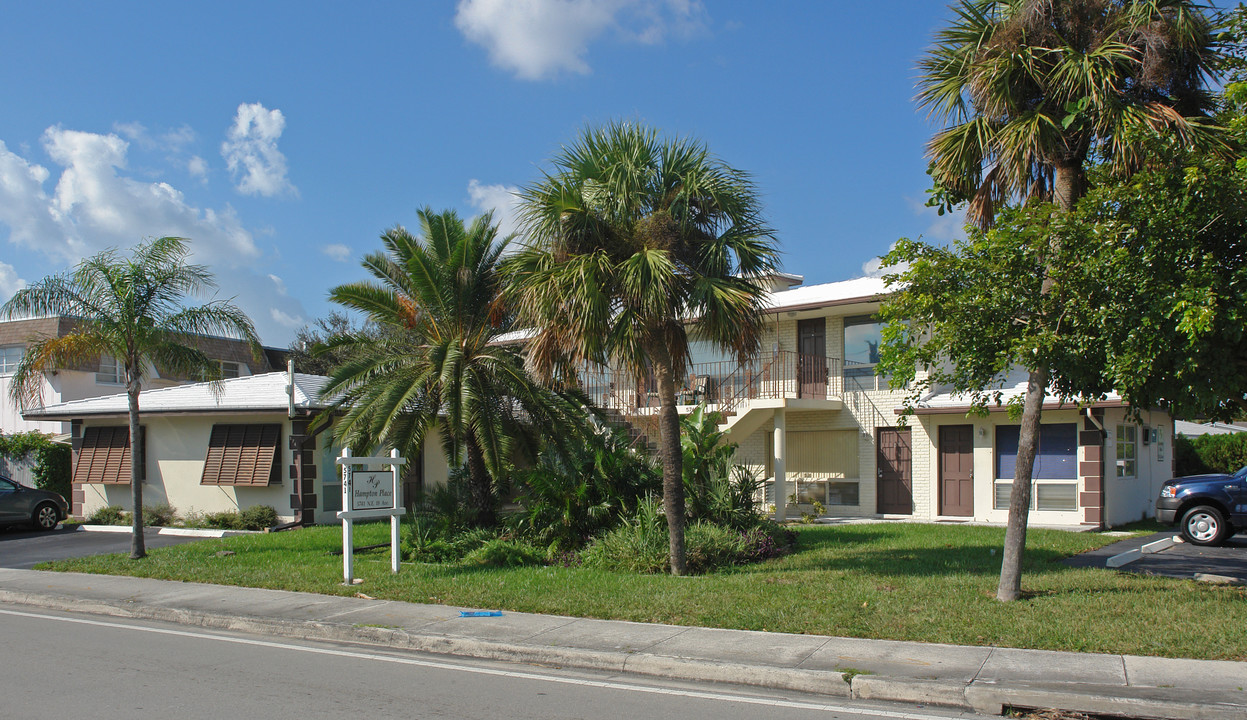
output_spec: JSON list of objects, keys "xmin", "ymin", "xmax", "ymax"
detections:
[
  {"xmin": 1063, "ymin": 531, "xmax": 1247, "ymax": 581},
  {"xmin": 0, "ymin": 606, "xmax": 976, "ymax": 720},
  {"xmin": 0, "ymin": 525, "xmax": 203, "ymax": 569}
]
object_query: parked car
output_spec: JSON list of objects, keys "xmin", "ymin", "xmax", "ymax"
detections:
[
  {"xmin": 1156, "ymin": 466, "xmax": 1247, "ymax": 546},
  {"xmin": 0, "ymin": 475, "xmax": 68, "ymax": 531}
]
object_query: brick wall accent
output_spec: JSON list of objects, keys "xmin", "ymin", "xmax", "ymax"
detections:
[{"xmin": 1079, "ymin": 415, "xmax": 1105, "ymax": 527}]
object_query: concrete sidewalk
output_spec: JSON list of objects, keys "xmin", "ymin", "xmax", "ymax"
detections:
[{"xmin": 1, "ymin": 568, "xmax": 1243, "ymax": 720}]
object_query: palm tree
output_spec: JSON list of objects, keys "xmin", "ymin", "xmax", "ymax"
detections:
[
  {"xmin": 321, "ymin": 208, "xmax": 587, "ymax": 527},
  {"xmin": 917, "ymin": 0, "xmax": 1226, "ymax": 600},
  {"xmin": 508, "ymin": 122, "xmax": 778, "ymax": 575},
  {"xmin": 1, "ymin": 237, "xmax": 260, "ymax": 559}
]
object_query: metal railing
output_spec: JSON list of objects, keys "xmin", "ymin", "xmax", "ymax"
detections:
[{"xmin": 577, "ymin": 351, "xmax": 846, "ymax": 420}]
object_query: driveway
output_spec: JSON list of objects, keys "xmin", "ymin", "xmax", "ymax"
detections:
[
  {"xmin": 1063, "ymin": 531, "xmax": 1247, "ymax": 582},
  {"xmin": 0, "ymin": 525, "xmax": 206, "ymax": 569}
]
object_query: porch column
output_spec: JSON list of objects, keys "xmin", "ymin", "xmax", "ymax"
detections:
[{"xmin": 773, "ymin": 407, "xmax": 786, "ymax": 522}]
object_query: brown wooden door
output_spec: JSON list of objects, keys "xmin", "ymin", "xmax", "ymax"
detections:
[
  {"xmin": 939, "ymin": 425, "xmax": 974, "ymax": 516},
  {"xmin": 876, "ymin": 427, "xmax": 912, "ymax": 514},
  {"xmin": 797, "ymin": 318, "xmax": 827, "ymax": 399}
]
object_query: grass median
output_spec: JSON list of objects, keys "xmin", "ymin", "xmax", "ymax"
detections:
[{"xmin": 40, "ymin": 521, "xmax": 1246, "ymax": 660}]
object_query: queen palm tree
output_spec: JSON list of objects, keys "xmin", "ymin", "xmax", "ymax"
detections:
[
  {"xmin": 321, "ymin": 208, "xmax": 587, "ymax": 527},
  {"xmin": 508, "ymin": 122, "xmax": 778, "ymax": 575},
  {"xmin": 917, "ymin": 0, "xmax": 1227, "ymax": 600},
  {"xmin": 2, "ymin": 237, "xmax": 260, "ymax": 559}
]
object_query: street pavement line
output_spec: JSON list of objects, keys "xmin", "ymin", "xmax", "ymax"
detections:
[{"xmin": 0, "ymin": 607, "xmax": 957, "ymax": 720}]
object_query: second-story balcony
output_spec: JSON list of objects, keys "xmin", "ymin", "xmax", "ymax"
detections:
[{"xmin": 577, "ymin": 350, "xmax": 847, "ymax": 419}]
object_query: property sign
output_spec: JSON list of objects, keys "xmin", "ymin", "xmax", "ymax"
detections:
[{"xmin": 351, "ymin": 470, "xmax": 395, "ymax": 510}]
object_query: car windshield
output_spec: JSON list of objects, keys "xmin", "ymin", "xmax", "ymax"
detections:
[{"xmin": 1235, "ymin": 466, "xmax": 1247, "ymax": 480}]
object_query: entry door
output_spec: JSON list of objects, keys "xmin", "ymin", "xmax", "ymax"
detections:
[
  {"xmin": 876, "ymin": 428, "xmax": 912, "ymax": 514},
  {"xmin": 939, "ymin": 425, "xmax": 974, "ymax": 516},
  {"xmin": 797, "ymin": 318, "xmax": 827, "ymax": 399}
]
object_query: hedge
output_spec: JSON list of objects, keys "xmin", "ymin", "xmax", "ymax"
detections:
[{"xmin": 0, "ymin": 431, "xmax": 71, "ymax": 500}]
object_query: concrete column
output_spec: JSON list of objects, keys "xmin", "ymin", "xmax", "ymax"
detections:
[{"xmin": 773, "ymin": 407, "xmax": 786, "ymax": 523}]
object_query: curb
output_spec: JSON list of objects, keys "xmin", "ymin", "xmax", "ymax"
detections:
[
  {"xmin": 74, "ymin": 524, "xmax": 258, "ymax": 537},
  {"xmin": 1, "ymin": 587, "xmax": 1243, "ymax": 720}
]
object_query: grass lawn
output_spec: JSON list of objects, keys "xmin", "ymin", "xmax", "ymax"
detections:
[{"xmin": 41, "ymin": 521, "xmax": 1247, "ymax": 660}]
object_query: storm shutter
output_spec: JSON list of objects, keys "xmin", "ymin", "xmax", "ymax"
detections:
[
  {"xmin": 201, "ymin": 424, "xmax": 282, "ymax": 486},
  {"xmin": 75, "ymin": 426, "xmax": 134, "ymax": 484}
]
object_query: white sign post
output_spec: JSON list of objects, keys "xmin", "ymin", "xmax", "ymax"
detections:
[{"xmin": 336, "ymin": 448, "xmax": 405, "ymax": 585}]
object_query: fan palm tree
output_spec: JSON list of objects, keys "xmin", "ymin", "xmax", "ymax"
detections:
[
  {"xmin": 508, "ymin": 122, "xmax": 778, "ymax": 575},
  {"xmin": 917, "ymin": 0, "xmax": 1227, "ymax": 600},
  {"xmin": 1, "ymin": 237, "xmax": 260, "ymax": 559},
  {"xmin": 321, "ymin": 208, "xmax": 587, "ymax": 527}
]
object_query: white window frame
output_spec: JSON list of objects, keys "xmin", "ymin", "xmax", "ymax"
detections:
[
  {"xmin": 1115, "ymin": 424, "xmax": 1137, "ymax": 479},
  {"xmin": 96, "ymin": 355, "xmax": 124, "ymax": 385},
  {"xmin": 0, "ymin": 345, "xmax": 23, "ymax": 374},
  {"xmin": 219, "ymin": 360, "xmax": 243, "ymax": 379}
]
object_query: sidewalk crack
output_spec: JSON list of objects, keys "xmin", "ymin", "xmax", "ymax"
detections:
[
  {"xmin": 794, "ymin": 637, "xmax": 833, "ymax": 669},
  {"xmin": 971, "ymin": 646, "xmax": 994, "ymax": 683}
]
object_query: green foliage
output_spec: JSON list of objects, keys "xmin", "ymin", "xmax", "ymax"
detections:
[
  {"xmin": 0, "ymin": 431, "xmax": 70, "ymax": 500},
  {"xmin": 322, "ymin": 208, "xmax": 590, "ymax": 528},
  {"xmin": 1176, "ymin": 433, "xmax": 1247, "ymax": 476},
  {"xmin": 461, "ymin": 539, "xmax": 546, "ymax": 568},
  {"xmin": 680, "ymin": 405, "xmax": 734, "ymax": 517},
  {"xmin": 239, "ymin": 505, "xmax": 278, "ymax": 530},
  {"xmin": 141, "ymin": 503, "xmax": 178, "ymax": 527},
  {"xmin": 201, "ymin": 511, "xmax": 244, "ymax": 530},
  {"xmin": 579, "ymin": 496, "xmax": 670, "ymax": 573},
  {"xmin": 88, "ymin": 505, "xmax": 128, "ymax": 526},
  {"xmin": 1174, "ymin": 434, "xmax": 1206, "ymax": 476},
  {"xmin": 508, "ymin": 422, "xmax": 660, "ymax": 552}
]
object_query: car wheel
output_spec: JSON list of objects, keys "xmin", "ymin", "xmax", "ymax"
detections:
[
  {"xmin": 1181, "ymin": 505, "xmax": 1228, "ymax": 546},
  {"xmin": 32, "ymin": 502, "xmax": 60, "ymax": 531}
]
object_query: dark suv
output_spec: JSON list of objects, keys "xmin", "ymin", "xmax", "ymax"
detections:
[{"xmin": 1156, "ymin": 466, "xmax": 1247, "ymax": 546}]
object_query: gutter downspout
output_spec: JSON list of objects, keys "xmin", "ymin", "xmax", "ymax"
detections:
[
  {"xmin": 1085, "ymin": 407, "xmax": 1106, "ymax": 530},
  {"xmin": 283, "ymin": 359, "xmax": 308, "ymax": 529}
]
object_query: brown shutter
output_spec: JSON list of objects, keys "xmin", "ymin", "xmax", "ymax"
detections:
[
  {"xmin": 201, "ymin": 424, "xmax": 281, "ymax": 486},
  {"xmin": 74, "ymin": 426, "xmax": 133, "ymax": 484}
]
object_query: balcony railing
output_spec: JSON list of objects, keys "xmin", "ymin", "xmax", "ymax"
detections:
[{"xmin": 577, "ymin": 351, "xmax": 845, "ymax": 419}]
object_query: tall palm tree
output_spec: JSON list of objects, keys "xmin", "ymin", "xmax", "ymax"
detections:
[
  {"xmin": 508, "ymin": 122, "xmax": 778, "ymax": 575},
  {"xmin": 917, "ymin": 0, "xmax": 1226, "ymax": 600},
  {"xmin": 322, "ymin": 208, "xmax": 587, "ymax": 527},
  {"xmin": 2, "ymin": 237, "xmax": 260, "ymax": 559}
]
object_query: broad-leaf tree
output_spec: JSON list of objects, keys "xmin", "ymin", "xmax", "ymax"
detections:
[
  {"xmin": 913, "ymin": 0, "xmax": 1226, "ymax": 600},
  {"xmin": 508, "ymin": 122, "xmax": 777, "ymax": 575},
  {"xmin": 1, "ymin": 237, "xmax": 260, "ymax": 559},
  {"xmin": 322, "ymin": 208, "xmax": 587, "ymax": 527}
]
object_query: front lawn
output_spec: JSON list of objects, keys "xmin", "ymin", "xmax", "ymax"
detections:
[{"xmin": 41, "ymin": 522, "xmax": 1247, "ymax": 660}]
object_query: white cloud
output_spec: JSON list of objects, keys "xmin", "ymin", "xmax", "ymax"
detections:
[
  {"xmin": 221, "ymin": 103, "xmax": 296, "ymax": 197},
  {"xmin": 322, "ymin": 243, "xmax": 351, "ymax": 262},
  {"xmin": 187, "ymin": 155, "xmax": 208, "ymax": 178},
  {"xmin": 0, "ymin": 261, "xmax": 26, "ymax": 303},
  {"xmin": 455, "ymin": 0, "xmax": 706, "ymax": 80},
  {"xmin": 0, "ymin": 140, "xmax": 63, "ymax": 253},
  {"xmin": 467, "ymin": 179, "xmax": 522, "ymax": 240},
  {"xmin": 860, "ymin": 242, "xmax": 908, "ymax": 278},
  {"xmin": 270, "ymin": 307, "xmax": 305, "ymax": 329},
  {"xmin": 268, "ymin": 273, "xmax": 288, "ymax": 295},
  {"xmin": 906, "ymin": 196, "xmax": 968, "ymax": 244}
]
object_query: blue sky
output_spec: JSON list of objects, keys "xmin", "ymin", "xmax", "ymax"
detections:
[{"xmin": 0, "ymin": 1, "xmax": 1112, "ymax": 346}]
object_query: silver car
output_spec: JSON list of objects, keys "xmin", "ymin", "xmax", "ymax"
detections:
[{"xmin": 0, "ymin": 475, "xmax": 68, "ymax": 530}]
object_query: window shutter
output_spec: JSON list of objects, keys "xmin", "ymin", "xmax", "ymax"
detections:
[
  {"xmin": 201, "ymin": 424, "xmax": 281, "ymax": 486},
  {"xmin": 75, "ymin": 426, "xmax": 133, "ymax": 484}
]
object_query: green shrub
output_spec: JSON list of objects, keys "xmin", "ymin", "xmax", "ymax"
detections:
[
  {"xmin": 239, "ymin": 505, "xmax": 278, "ymax": 530},
  {"xmin": 1174, "ymin": 434, "xmax": 1207, "ymax": 476},
  {"xmin": 201, "ymin": 510, "xmax": 244, "ymax": 530},
  {"xmin": 580, "ymin": 496, "xmax": 669, "ymax": 573},
  {"xmin": 0, "ymin": 431, "xmax": 71, "ymax": 501},
  {"xmin": 402, "ymin": 522, "xmax": 498, "ymax": 564},
  {"xmin": 142, "ymin": 502, "xmax": 178, "ymax": 527},
  {"xmin": 684, "ymin": 521, "xmax": 746, "ymax": 574},
  {"xmin": 88, "ymin": 505, "xmax": 128, "ymax": 526},
  {"xmin": 462, "ymin": 539, "xmax": 546, "ymax": 568},
  {"xmin": 1193, "ymin": 433, "xmax": 1247, "ymax": 475}
]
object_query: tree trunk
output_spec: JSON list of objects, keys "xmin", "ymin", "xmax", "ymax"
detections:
[
  {"xmin": 465, "ymin": 439, "xmax": 495, "ymax": 528},
  {"xmin": 653, "ymin": 349, "xmax": 687, "ymax": 576},
  {"xmin": 997, "ymin": 160, "xmax": 1083, "ymax": 600},
  {"xmin": 127, "ymin": 383, "xmax": 146, "ymax": 560},
  {"xmin": 996, "ymin": 365, "xmax": 1047, "ymax": 601}
]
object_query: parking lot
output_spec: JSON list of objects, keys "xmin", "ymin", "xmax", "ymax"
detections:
[
  {"xmin": 0, "ymin": 525, "xmax": 206, "ymax": 569},
  {"xmin": 1064, "ymin": 531, "xmax": 1247, "ymax": 582}
]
